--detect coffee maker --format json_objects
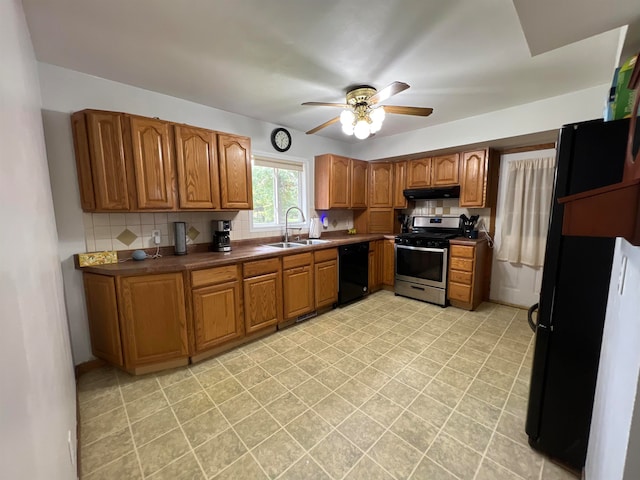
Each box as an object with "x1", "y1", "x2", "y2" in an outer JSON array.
[{"x1": 212, "y1": 220, "x2": 231, "y2": 252}]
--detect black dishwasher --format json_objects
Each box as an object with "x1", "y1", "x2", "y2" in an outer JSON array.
[{"x1": 338, "y1": 242, "x2": 369, "y2": 306}]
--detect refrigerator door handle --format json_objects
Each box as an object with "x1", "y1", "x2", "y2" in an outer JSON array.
[{"x1": 528, "y1": 303, "x2": 539, "y2": 332}]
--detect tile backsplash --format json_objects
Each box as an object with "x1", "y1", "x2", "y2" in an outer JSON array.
[
  {"x1": 402, "y1": 198, "x2": 491, "y2": 231},
  {"x1": 83, "y1": 209, "x2": 354, "y2": 252}
]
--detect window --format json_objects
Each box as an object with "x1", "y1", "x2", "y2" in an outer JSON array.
[{"x1": 251, "y1": 156, "x2": 306, "y2": 229}]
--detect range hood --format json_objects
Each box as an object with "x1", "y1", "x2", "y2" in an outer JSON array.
[{"x1": 403, "y1": 185, "x2": 460, "y2": 200}]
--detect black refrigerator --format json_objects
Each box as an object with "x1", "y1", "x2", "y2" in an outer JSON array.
[{"x1": 525, "y1": 117, "x2": 636, "y2": 469}]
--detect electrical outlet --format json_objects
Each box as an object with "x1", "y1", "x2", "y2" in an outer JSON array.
[{"x1": 151, "y1": 229, "x2": 161, "y2": 245}]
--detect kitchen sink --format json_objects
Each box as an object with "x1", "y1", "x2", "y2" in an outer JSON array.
[
  {"x1": 263, "y1": 242, "x2": 305, "y2": 249},
  {"x1": 292, "y1": 239, "x2": 331, "y2": 246}
]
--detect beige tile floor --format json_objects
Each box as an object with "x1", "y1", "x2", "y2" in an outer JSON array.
[{"x1": 77, "y1": 290, "x2": 579, "y2": 480}]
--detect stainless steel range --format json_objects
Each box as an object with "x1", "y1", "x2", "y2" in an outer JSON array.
[{"x1": 394, "y1": 216, "x2": 461, "y2": 306}]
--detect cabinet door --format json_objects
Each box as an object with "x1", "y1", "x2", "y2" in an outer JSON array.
[
  {"x1": 244, "y1": 272, "x2": 282, "y2": 334},
  {"x1": 329, "y1": 156, "x2": 350, "y2": 208},
  {"x1": 432, "y1": 153, "x2": 460, "y2": 186},
  {"x1": 71, "y1": 112, "x2": 96, "y2": 211},
  {"x1": 460, "y1": 150, "x2": 487, "y2": 207},
  {"x1": 83, "y1": 273, "x2": 123, "y2": 366},
  {"x1": 315, "y1": 259, "x2": 338, "y2": 308},
  {"x1": 118, "y1": 273, "x2": 188, "y2": 367},
  {"x1": 192, "y1": 280, "x2": 244, "y2": 351},
  {"x1": 406, "y1": 158, "x2": 432, "y2": 188},
  {"x1": 350, "y1": 159, "x2": 368, "y2": 208},
  {"x1": 393, "y1": 161, "x2": 408, "y2": 208},
  {"x1": 218, "y1": 134, "x2": 253, "y2": 209},
  {"x1": 283, "y1": 265, "x2": 314, "y2": 320},
  {"x1": 369, "y1": 162, "x2": 393, "y2": 207},
  {"x1": 368, "y1": 250, "x2": 376, "y2": 291},
  {"x1": 382, "y1": 239, "x2": 395, "y2": 286},
  {"x1": 174, "y1": 125, "x2": 220, "y2": 209},
  {"x1": 85, "y1": 111, "x2": 130, "y2": 210},
  {"x1": 129, "y1": 116, "x2": 175, "y2": 210}
]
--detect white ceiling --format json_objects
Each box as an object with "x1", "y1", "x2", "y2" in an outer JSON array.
[{"x1": 22, "y1": 0, "x2": 638, "y2": 143}]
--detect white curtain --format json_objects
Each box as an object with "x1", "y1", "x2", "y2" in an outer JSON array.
[{"x1": 497, "y1": 157, "x2": 555, "y2": 267}]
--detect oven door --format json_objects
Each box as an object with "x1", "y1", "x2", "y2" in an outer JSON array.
[{"x1": 395, "y1": 244, "x2": 448, "y2": 289}]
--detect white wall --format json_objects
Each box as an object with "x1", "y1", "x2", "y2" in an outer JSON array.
[
  {"x1": 0, "y1": 1, "x2": 77, "y2": 479},
  {"x1": 38, "y1": 63, "x2": 353, "y2": 364},
  {"x1": 586, "y1": 239, "x2": 640, "y2": 480},
  {"x1": 490, "y1": 148, "x2": 556, "y2": 307},
  {"x1": 349, "y1": 84, "x2": 607, "y2": 160}
]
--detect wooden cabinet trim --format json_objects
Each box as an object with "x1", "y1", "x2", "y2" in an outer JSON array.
[
  {"x1": 432, "y1": 153, "x2": 460, "y2": 186},
  {"x1": 314, "y1": 248, "x2": 338, "y2": 263},
  {"x1": 243, "y1": 257, "x2": 280, "y2": 277},
  {"x1": 192, "y1": 265, "x2": 239, "y2": 288},
  {"x1": 406, "y1": 157, "x2": 432, "y2": 189},
  {"x1": 218, "y1": 133, "x2": 253, "y2": 209},
  {"x1": 282, "y1": 252, "x2": 313, "y2": 270}
]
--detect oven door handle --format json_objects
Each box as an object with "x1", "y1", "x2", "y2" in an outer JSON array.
[{"x1": 395, "y1": 244, "x2": 447, "y2": 254}]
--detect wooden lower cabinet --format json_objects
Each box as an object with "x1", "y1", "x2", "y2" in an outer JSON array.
[
  {"x1": 314, "y1": 248, "x2": 338, "y2": 309},
  {"x1": 368, "y1": 240, "x2": 383, "y2": 292},
  {"x1": 83, "y1": 273, "x2": 124, "y2": 367},
  {"x1": 118, "y1": 273, "x2": 189, "y2": 370},
  {"x1": 282, "y1": 253, "x2": 314, "y2": 322},
  {"x1": 191, "y1": 266, "x2": 244, "y2": 352},
  {"x1": 382, "y1": 239, "x2": 395, "y2": 286},
  {"x1": 243, "y1": 258, "x2": 282, "y2": 334},
  {"x1": 447, "y1": 239, "x2": 488, "y2": 310}
]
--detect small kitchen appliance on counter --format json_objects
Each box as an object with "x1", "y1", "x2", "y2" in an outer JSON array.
[
  {"x1": 212, "y1": 220, "x2": 231, "y2": 252},
  {"x1": 459, "y1": 214, "x2": 479, "y2": 239},
  {"x1": 309, "y1": 217, "x2": 321, "y2": 238},
  {"x1": 174, "y1": 222, "x2": 187, "y2": 255}
]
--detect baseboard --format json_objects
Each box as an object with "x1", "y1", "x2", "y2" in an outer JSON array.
[
  {"x1": 487, "y1": 298, "x2": 530, "y2": 310},
  {"x1": 74, "y1": 358, "x2": 106, "y2": 379}
]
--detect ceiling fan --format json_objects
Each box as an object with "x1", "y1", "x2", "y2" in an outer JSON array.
[{"x1": 302, "y1": 81, "x2": 433, "y2": 139}]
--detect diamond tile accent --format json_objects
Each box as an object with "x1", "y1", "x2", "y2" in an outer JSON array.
[
  {"x1": 187, "y1": 226, "x2": 200, "y2": 241},
  {"x1": 116, "y1": 228, "x2": 138, "y2": 246}
]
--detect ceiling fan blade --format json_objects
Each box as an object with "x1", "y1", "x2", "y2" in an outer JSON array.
[
  {"x1": 306, "y1": 116, "x2": 340, "y2": 135},
  {"x1": 302, "y1": 102, "x2": 349, "y2": 108},
  {"x1": 384, "y1": 105, "x2": 434, "y2": 117},
  {"x1": 369, "y1": 81, "x2": 410, "y2": 104}
]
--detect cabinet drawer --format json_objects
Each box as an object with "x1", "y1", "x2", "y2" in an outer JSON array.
[
  {"x1": 449, "y1": 282, "x2": 471, "y2": 303},
  {"x1": 450, "y1": 245, "x2": 475, "y2": 259},
  {"x1": 282, "y1": 252, "x2": 313, "y2": 270},
  {"x1": 314, "y1": 248, "x2": 338, "y2": 263},
  {"x1": 243, "y1": 257, "x2": 280, "y2": 278},
  {"x1": 449, "y1": 270, "x2": 472, "y2": 285},
  {"x1": 450, "y1": 257, "x2": 474, "y2": 272},
  {"x1": 191, "y1": 265, "x2": 239, "y2": 288}
]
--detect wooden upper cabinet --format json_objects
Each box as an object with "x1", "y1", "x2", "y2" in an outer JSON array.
[
  {"x1": 118, "y1": 273, "x2": 189, "y2": 368},
  {"x1": 83, "y1": 111, "x2": 131, "y2": 210},
  {"x1": 432, "y1": 153, "x2": 460, "y2": 186},
  {"x1": 315, "y1": 154, "x2": 350, "y2": 209},
  {"x1": 350, "y1": 159, "x2": 368, "y2": 208},
  {"x1": 218, "y1": 133, "x2": 253, "y2": 209},
  {"x1": 393, "y1": 161, "x2": 408, "y2": 208},
  {"x1": 174, "y1": 125, "x2": 220, "y2": 209},
  {"x1": 71, "y1": 112, "x2": 96, "y2": 211},
  {"x1": 460, "y1": 150, "x2": 488, "y2": 207},
  {"x1": 406, "y1": 158, "x2": 432, "y2": 188},
  {"x1": 128, "y1": 116, "x2": 175, "y2": 210},
  {"x1": 369, "y1": 162, "x2": 393, "y2": 208}
]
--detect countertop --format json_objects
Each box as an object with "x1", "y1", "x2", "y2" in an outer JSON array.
[
  {"x1": 450, "y1": 236, "x2": 488, "y2": 246},
  {"x1": 81, "y1": 234, "x2": 393, "y2": 276}
]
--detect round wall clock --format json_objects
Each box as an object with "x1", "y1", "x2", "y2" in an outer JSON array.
[{"x1": 271, "y1": 128, "x2": 292, "y2": 152}]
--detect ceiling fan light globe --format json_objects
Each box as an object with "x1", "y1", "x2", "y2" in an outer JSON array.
[
  {"x1": 370, "y1": 106, "x2": 385, "y2": 123},
  {"x1": 370, "y1": 121, "x2": 382, "y2": 133},
  {"x1": 354, "y1": 120, "x2": 370, "y2": 139},
  {"x1": 340, "y1": 109, "x2": 355, "y2": 126},
  {"x1": 342, "y1": 123, "x2": 354, "y2": 135}
]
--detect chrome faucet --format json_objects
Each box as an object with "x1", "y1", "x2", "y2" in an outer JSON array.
[{"x1": 284, "y1": 206, "x2": 305, "y2": 243}]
